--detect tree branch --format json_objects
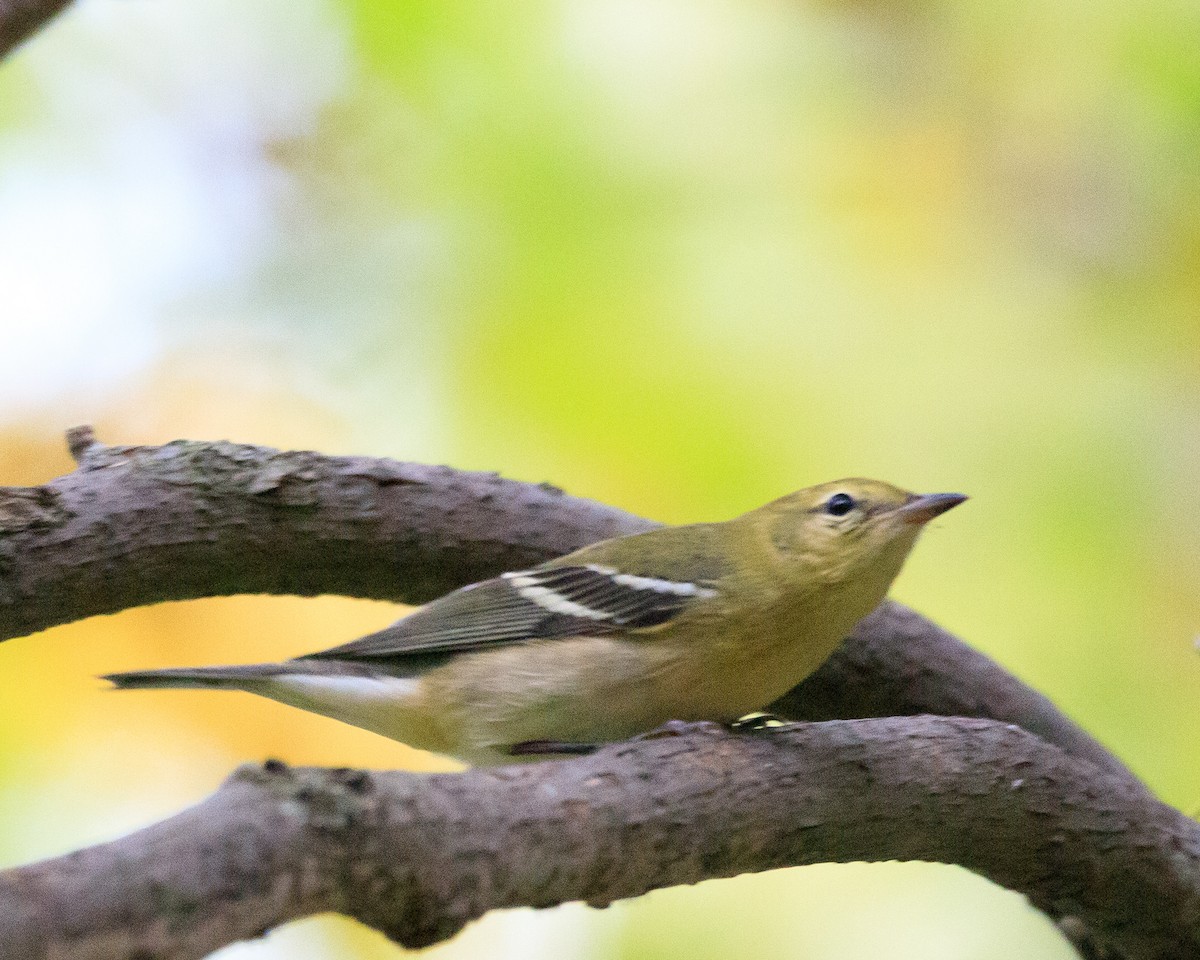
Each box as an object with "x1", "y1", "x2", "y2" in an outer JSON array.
[
  {"x1": 0, "y1": 0, "x2": 72, "y2": 59},
  {"x1": 0, "y1": 426, "x2": 653, "y2": 640},
  {"x1": 775, "y1": 602, "x2": 1134, "y2": 781},
  {"x1": 1, "y1": 429, "x2": 1177, "y2": 957},
  {"x1": 2, "y1": 717, "x2": 1196, "y2": 960},
  {"x1": 0, "y1": 428, "x2": 1137, "y2": 783}
]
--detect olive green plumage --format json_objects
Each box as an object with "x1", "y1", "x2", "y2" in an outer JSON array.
[{"x1": 105, "y1": 479, "x2": 965, "y2": 765}]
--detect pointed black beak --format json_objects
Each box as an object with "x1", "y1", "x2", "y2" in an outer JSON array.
[{"x1": 898, "y1": 492, "x2": 968, "y2": 525}]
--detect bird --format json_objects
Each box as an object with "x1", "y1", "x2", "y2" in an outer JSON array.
[{"x1": 104, "y1": 479, "x2": 965, "y2": 766}]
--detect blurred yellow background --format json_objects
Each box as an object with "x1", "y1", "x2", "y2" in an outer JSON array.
[{"x1": 1, "y1": 1, "x2": 1198, "y2": 958}]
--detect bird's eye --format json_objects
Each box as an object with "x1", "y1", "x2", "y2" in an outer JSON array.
[{"x1": 825, "y1": 492, "x2": 857, "y2": 517}]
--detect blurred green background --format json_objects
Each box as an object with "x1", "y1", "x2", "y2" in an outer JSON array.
[{"x1": 1, "y1": 0, "x2": 1198, "y2": 958}]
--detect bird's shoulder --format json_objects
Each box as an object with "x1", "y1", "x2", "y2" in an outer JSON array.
[{"x1": 556, "y1": 521, "x2": 733, "y2": 585}]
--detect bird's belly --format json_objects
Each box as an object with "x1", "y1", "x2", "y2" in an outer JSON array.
[
  {"x1": 422, "y1": 638, "x2": 681, "y2": 755},
  {"x1": 420, "y1": 623, "x2": 832, "y2": 763}
]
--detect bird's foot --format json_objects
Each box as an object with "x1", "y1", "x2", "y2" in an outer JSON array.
[
  {"x1": 729, "y1": 712, "x2": 787, "y2": 732},
  {"x1": 636, "y1": 715, "x2": 787, "y2": 741},
  {"x1": 508, "y1": 739, "x2": 599, "y2": 757}
]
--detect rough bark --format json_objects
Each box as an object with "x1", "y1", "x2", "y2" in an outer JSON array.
[
  {"x1": 0, "y1": 427, "x2": 651, "y2": 640},
  {"x1": 775, "y1": 603, "x2": 1132, "y2": 781},
  {"x1": 2, "y1": 718, "x2": 1196, "y2": 960},
  {"x1": 0, "y1": 429, "x2": 1183, "y2": 959},
  {"x1": 0, "y1": 2, "x2": 1179, "y2": 955},
  {"x1": 0, "y1": 428, "x2": 1135, "y2": 783}
]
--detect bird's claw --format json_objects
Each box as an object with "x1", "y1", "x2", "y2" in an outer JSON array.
[{"x1": 730, "y1": 712, "x2": 787, "y2": 732}]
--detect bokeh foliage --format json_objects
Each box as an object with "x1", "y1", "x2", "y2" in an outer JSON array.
[{"x1": 0, "y1": 1, "x2": 1197, "y2": 958}]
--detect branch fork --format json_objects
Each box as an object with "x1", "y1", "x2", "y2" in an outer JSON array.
[{"x1": 0, "y1": 429, "x2": 1192, "y2": 960}]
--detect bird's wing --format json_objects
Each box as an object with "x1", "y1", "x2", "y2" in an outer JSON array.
[{"x1": 302, "y1": 563, "x2": 718, "y2": 670}]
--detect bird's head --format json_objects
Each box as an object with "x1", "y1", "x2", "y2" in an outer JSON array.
[{"x1": 757, "y1": 478, "x2": 967, "y2": 591}]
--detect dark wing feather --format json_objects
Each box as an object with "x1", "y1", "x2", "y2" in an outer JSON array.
[{"x1": 301, "y1": 564, "x2": 716, "y2": 671}]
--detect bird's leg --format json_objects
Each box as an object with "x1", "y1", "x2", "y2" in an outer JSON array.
[
  {"x1": 508, "y1": 721, "x2": 721, "y2": 755},
  {"x1": 508, "y1": 740, "x2": 600, "y2": 757},
  {"x1": 509, "y1": 715, "x2": 790, "y2": 757}
]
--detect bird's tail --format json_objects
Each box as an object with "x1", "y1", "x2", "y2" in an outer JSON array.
[
  {"x1": 102, "y1": 661, "x2": 429, "y2": 750},
  {"x1": 103, "y1": 664, "x2": 288, "y2": 691}
]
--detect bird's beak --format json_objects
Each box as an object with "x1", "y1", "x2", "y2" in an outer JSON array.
[{"x1": 897, "y1": 492, "x2": 968, "y2": 525}]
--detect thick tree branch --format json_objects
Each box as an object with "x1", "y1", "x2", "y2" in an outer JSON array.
[
  {"x1": 0, "y1": 430, "x2": 1186, "y2": 958},
  {"x1": 0, "y1": 428, "x2": 1136, "y2": 784},
  {"x1": 0, "y1": 0, "x2": 71, "y2": 59},
  {"x1": 0, "y1": 426, "x2": 653, "y2": 639},
  {"x1": 1, "y1": 717, "x2": 1196, "y2": 960},
  {"x1": 775, "y1": 602, "x2": 1132, "y2": 781}
]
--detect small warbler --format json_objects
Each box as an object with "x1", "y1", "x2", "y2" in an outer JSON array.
[{"x1": 105, "y1": 480, "x2": 964, "y2": 765}]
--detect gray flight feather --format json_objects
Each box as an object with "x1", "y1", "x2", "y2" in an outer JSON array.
[{"x1": 302, "y1": 564, "x2": 717, "y2": 670}]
